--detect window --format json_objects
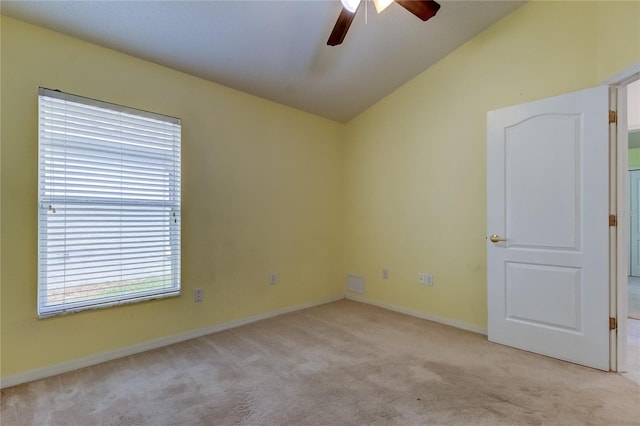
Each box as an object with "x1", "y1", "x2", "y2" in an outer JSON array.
[{"x1": 38, "y1": 88, "x2": 181, "y2": 317}]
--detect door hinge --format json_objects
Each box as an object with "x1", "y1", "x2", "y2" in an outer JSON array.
[
  {"x1": 609, "y1": 214, "x2": 617, "y2": 227},
  {"x1": 609, "y1": 110, "x2": 617, "y2": 124},
  {"x1": 609, "y1": 317, "x2": 617, "y2": 330}
]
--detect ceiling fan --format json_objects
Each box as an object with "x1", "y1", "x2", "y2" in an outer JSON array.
[{"x1": 327, "y1": 0, "x2": 441, "y2": 46}]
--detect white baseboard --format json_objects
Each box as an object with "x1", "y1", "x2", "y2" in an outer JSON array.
[
  {"x1": 345, "y1": 293, "x2": 488, "y2": 336},
  {"x1": 0, "y1": 295, "x2": 344, "y2": 389}
]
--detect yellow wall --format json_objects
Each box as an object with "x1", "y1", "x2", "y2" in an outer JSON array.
[
  {"x1": 0, "y1": 16, "x2": 344, "y2": 378},
  {"x1": 343, "y1": 1, "x2": 640, "y2": 328},
  {"x1": 630, "y1": 132, "x2": 640, "y2": 168},
  {"x1": 630, "y1": 147, "x2": 640, "y2": 169}
]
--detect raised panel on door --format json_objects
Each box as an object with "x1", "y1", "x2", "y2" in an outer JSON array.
[
  {"x1": 505, "y1": 262, "x2": 581, "y2": 331},
  {"x1": 505, "y1": 114, "x2": 581, "y2": 250}
]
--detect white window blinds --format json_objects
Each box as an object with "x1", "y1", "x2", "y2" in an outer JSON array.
[{"x1": 38, "y1": 88, "x2": 181, "y2": 317}]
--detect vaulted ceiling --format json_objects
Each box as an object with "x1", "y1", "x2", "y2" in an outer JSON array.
[{"x1": 1, "y1": 0, "x2": 525, "y2": 122}]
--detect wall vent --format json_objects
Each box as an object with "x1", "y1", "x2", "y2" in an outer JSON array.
[{"x1": 346, "y1": 275, "x2": 365, "y2": 293}]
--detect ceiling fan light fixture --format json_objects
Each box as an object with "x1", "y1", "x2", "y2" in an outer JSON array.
[
  {"x1": 340, "y1": 0, "x2": 361, "y2": 13},
  {"x1": 373, "y1": 0, "x2": 394, "y2": 14},
  {"x1": 328, "y1": 0, "x2": 440, "y2": 46}
]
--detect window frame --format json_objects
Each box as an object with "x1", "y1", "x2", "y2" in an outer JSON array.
[{"x1": 37, "y1": 87, "x2": 182, "y2": 317}]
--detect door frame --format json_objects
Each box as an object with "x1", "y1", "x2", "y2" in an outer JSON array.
[{"x1": 605, "y1": 62, "x2": 640, "y2": 372}]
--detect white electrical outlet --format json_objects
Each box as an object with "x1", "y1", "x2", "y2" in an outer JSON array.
[
  {"x1": 270, "y1": 272, "x2": 277, "y2": 285},
  {"x1": 194, "y1": 288, "x2": 203, "y2": 302},
  {"x1": 425, "y1": 273, "x2": 433, "y2": 286},
  {"x1": 418, "y1": 273, "x2": 433, "y2": 286},
  {"x1": 382, "y1": 268, "x2": 389, "y2": 279}
]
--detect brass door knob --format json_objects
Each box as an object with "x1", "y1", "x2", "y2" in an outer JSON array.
[{"x1": 489, "y1": 234, "x2": 506, "y2": 243}]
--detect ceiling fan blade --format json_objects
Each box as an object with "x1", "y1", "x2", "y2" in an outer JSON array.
[
  {"x1": 396, "y1": 0, "x2": 440, "y2": 21},
  {"x1": 327, "y1": 8, "x2": 357, "y2": 46}
]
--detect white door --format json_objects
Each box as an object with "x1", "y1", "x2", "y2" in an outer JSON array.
[
  {"x1": 630, "y1": 170, "x2": 640, "y2": 277},
  {"x1": 487, "y1": 86, "x2": 610, "y2": 371}
]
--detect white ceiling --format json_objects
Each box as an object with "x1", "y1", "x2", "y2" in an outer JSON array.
[{"x1": 1, "y1": 0, "x2": 525, "y2": 122}]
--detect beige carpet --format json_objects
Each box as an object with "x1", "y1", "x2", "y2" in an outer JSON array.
[
  {"x1": 2, "y1": 300, "x2": 639, "y2": 426},
  {"x1": 628, "y1": 319, "x2": 640, "y2": 385}
]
